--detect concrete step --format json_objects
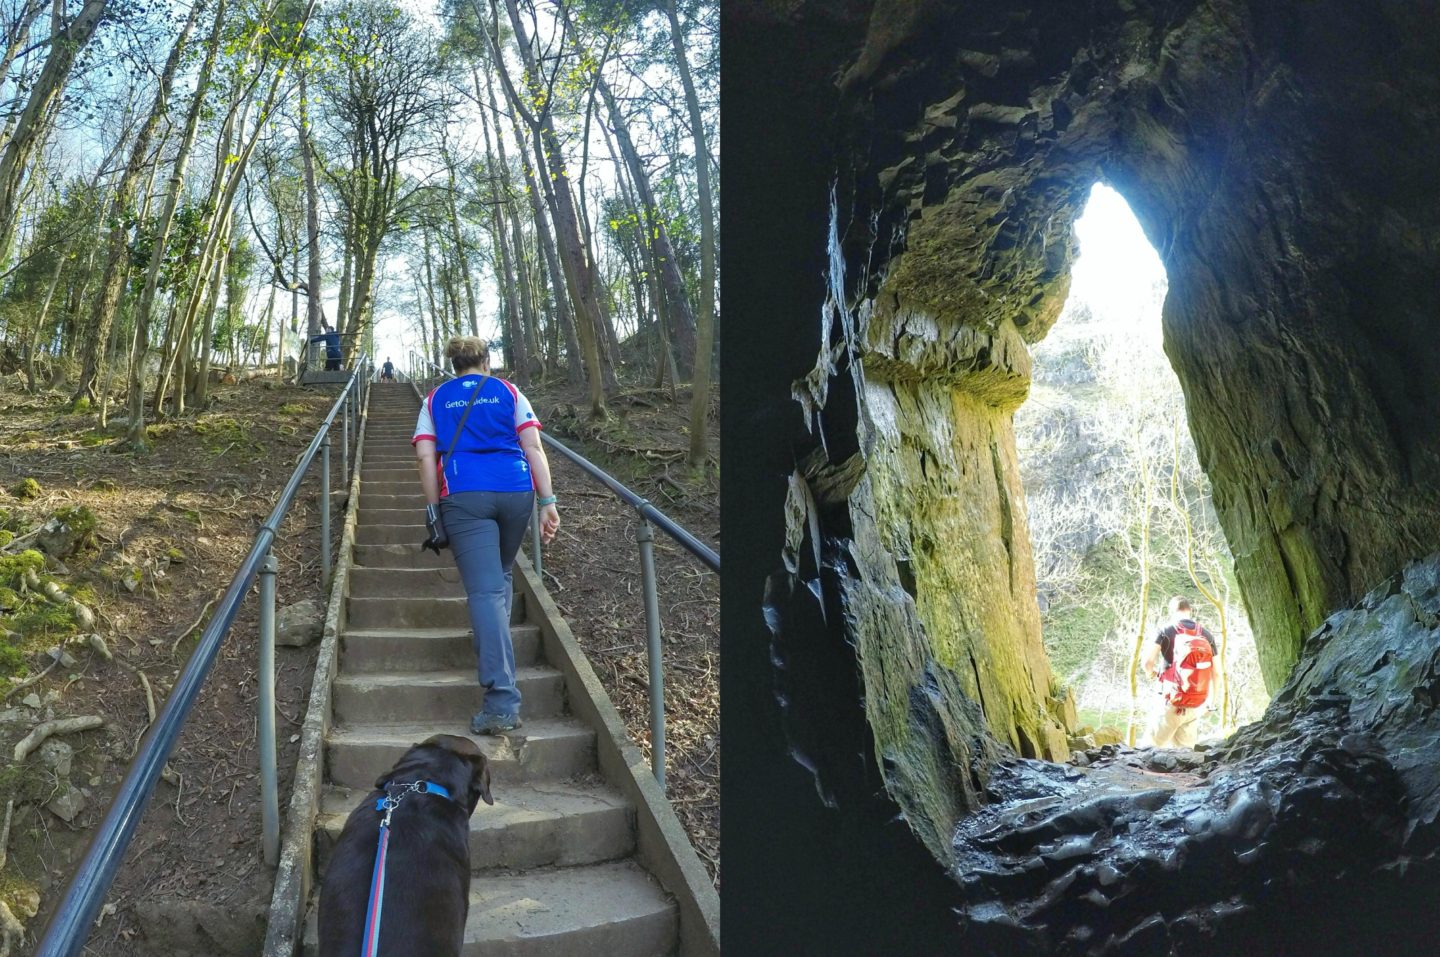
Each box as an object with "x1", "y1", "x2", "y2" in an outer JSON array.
[
  {"x1": 303, "y1": 861, "x2": 676, "y2": 957},
  {"x1": 351, "y1": 543, "x2": 452, "y2": 568},
  {"x1": 349, "y1": 566, "x2": 465, "y2": 598},
  {"x1": 356, "y1": 523, "x2": 448, "y2": 546},
  {"x1": 360, "y1": 466, "x2": 420, "y2": 482},
  {"x1": 356, "y1": 507, "x2": 427, "y2": 528},
  {"x1": 314, "y1": 781, "x2": 634, "y2": 875},
  {"x1": 361, "y1": 479, "x2": 425, "y2": 498},
  {"x1": 357, "y1": 493, "x2": 428, "y2": 511},
  {"x1": 332, "y1": 667, "x2": 565, "y2": 724},
  {"x1": 325, "y1": 718, "x2": 596, "y2": 788},
  {"x1": 341, "y1": 624, "x2": 541, "y2": 672},
  {"x1": 347, "y1": 594, "x2": 525, "y2": 629}
]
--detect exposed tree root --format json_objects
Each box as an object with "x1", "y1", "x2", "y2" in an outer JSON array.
[
  {"x1": 136, "y1": 672, "x2": 180, "y2": 787},
  {"x1": 12, "y1": 715, "x2": 105, "y2": 763},
  {"x1": 168, "y1": 590, "x2": 220, "y2": 654}
]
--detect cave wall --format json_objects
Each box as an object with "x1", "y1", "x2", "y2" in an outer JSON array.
[{"x1": 782, "y1": 0, "x2": 1440, "y2": 865}]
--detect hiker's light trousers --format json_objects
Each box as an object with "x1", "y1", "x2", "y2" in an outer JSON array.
[
  {"x1": 442, "y1": 490, "x2": 535, "y2": 716},
  {"x1": 1150, "y1": 703, "x2": 1202, "y2": 749}
]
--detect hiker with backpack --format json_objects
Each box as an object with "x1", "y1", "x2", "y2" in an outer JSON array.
[{"x1": 1141, "y1": 596, "x2": 1220, "y2": 748}]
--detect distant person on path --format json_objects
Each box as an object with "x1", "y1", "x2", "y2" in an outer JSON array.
[
  {"x1": 1142, "y1": 596, "x2": 1220, "y2": 749},
  {"x1": 322, "y1": 321, "x2": 342, "y2": 371},
  {"x1": 412, "y1": 335, "x2": 560, "y2": 735},
  {"x1": 381, "y1": 357, "x2": 396, "y2": 381}
]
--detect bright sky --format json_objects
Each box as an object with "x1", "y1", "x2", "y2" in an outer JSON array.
[{"x1": 1060, "y1": 182, "x2": 1168, "y2": 351}]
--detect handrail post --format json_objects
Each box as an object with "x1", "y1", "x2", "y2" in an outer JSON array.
[
  {"x1": 341, "y1": 392, "x2": 350, "y2": 482},
  {"x1": 636, "y1": 512, "x2": 665, "y2": 789},
  {"x1": 320, "y1": 432, "x2": 332, "y2": 590},
  {"x1": 258, "y1": 551, "x2": 279, "y2": 866},
  {"x1": 531, "y1": 505, "x2": 542, "y2": 577}
]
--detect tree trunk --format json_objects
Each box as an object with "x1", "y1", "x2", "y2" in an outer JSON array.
[
  {"x1": 299, "y1": 68, "x2": 323, "y2": 340},
  {"x1": 489, "y1": 0, "x2": 606, "y2": 415},
  {"x1": 0, "y1": 0, "x2": 108, "y2": 267},
  {"x1": 666, "y1": 0, "x2": 717, "y2": 468},
  {"x1": 472, "y1": 104, "x2": 527, "y2": 381},
  {"x1": 190, "y1": 212, "x2": 232, "y2": 407},
  {"x1": 597, "y1": 73, "x2": 698, "y2": 369},
  {"x1": 484, "y1": 63, "x2": 577, "y2": 385},
  {"x1": 71, "y1": 0, "x2": 204, "y2": 403}
]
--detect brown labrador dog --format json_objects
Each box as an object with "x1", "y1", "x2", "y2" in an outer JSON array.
[{"x1": 318, "y1": 733, "x2": 493, "y2": 956}]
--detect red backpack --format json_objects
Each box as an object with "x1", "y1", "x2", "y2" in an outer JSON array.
[{"x1": 1161, "y1": 621, "x2": 1214, "y2": 709}]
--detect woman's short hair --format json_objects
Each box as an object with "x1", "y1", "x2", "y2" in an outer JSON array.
[{"x1": 446, "y1": 336, "x2": 489, "y2": 372}]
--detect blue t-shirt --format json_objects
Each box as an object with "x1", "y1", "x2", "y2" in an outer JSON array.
[{"x1": 412, "y1": 374, "x2": 540, "y2": 494}]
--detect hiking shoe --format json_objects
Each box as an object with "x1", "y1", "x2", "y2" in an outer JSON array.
[{"x1": 470, "y1": 711, "x2": 521, "y2": 735}]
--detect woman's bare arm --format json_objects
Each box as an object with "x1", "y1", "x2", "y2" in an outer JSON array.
[
  {"x1": 519, "y1": 429, "x2": 554, "y2": 498},
  {"x1": 415, "y1": 438, "x2": 440, "y2": 505}
]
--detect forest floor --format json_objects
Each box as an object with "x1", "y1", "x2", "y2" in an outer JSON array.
[
  {"x1": 0, "y1": 373, "x2": 343, "y2": 954},
  {"x1": 521, "y1": 375, "x2": 720, "y2": 889}
]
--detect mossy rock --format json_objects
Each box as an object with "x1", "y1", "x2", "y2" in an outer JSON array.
[
  {"x1": 0, "y1": 549, "x2": 45, "y2": 591},
  {"x1": 10, "y1": 478, "x2": 40, "y2": 500},
  {"x1": 9, "y1": 602, "x2": 77, "y2": 640},
  {"x1": 69, "y1": 396, "x2": 91, "y2": 414},
  {"x1": 52, "y1": 505, "x2": 97, "y2": 537}
]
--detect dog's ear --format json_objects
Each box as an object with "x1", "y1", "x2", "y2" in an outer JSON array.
[{"x1": 468, "y1": 752, "x2": 494, "y2": 808}]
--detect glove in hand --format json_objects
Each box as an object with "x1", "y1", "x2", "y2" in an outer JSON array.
[{"x1": 421, "y1": 504, "x2": 448, "y2": 553}]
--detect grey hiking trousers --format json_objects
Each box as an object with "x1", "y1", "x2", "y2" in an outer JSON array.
[{"x1": 441, "y1": 490, "x2": 535, "y2": 716}]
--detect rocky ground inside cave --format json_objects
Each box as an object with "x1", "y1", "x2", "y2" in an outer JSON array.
[{"x1": 950, "y1": 554, "x2": 1440, "y2": 956}]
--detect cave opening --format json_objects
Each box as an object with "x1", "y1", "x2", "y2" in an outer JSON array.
[{"x1": 1013, "y1": 183, "x2": 1271, "y2": 745}]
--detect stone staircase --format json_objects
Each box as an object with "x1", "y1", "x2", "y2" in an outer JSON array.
[{"x1": 302, "y1": 382, "x2": 679, "y2": 955}]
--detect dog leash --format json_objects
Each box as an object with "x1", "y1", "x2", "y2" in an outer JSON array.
[{"x1": 361, "y1": 780, "x2": 458, "y2": 957}]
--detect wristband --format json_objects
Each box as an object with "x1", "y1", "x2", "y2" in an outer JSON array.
[{"x1": 537, "y1": 495, "x2": 557, "y2": 507}]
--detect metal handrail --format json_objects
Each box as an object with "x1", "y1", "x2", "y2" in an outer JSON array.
[
  {"x1": 35, "y1": 355, "x2": 372, "y2": 957},
  {"x1": 412, "y1": 371, "x2": 718, "y2": 789}
]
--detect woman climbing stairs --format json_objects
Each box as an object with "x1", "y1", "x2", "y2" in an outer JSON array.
[{"x1": 300, "y1": 382, "x2": 683, "y2": 955}]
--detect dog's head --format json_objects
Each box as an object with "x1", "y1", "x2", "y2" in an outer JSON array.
[{"x1": 375, "y1": 734, "x2": 494, "y2": 814}]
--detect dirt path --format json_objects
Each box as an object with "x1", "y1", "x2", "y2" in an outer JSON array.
[{"x1": 0, "y1": 378, "x2": 346, "y2": 954}]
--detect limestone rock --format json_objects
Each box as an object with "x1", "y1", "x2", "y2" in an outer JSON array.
[
  {"x1": 1091, "y1": 726, "x2": 1124, "y2": 747},
  {"x1": 275, "y1": 599, "x2": 324, "y2": 647},
  {"x1": 10, "y1": 887, "x2": 39, "y2": 920},
  {"x1": 45, "y1": 783, "x2": 86, "y2": 822},
  {"x1": 21, "y1": 693, "x2": 40, "y2": 709},
  {"x1": 37, "y1": 739, "x2": 73, "y2": 778}
]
